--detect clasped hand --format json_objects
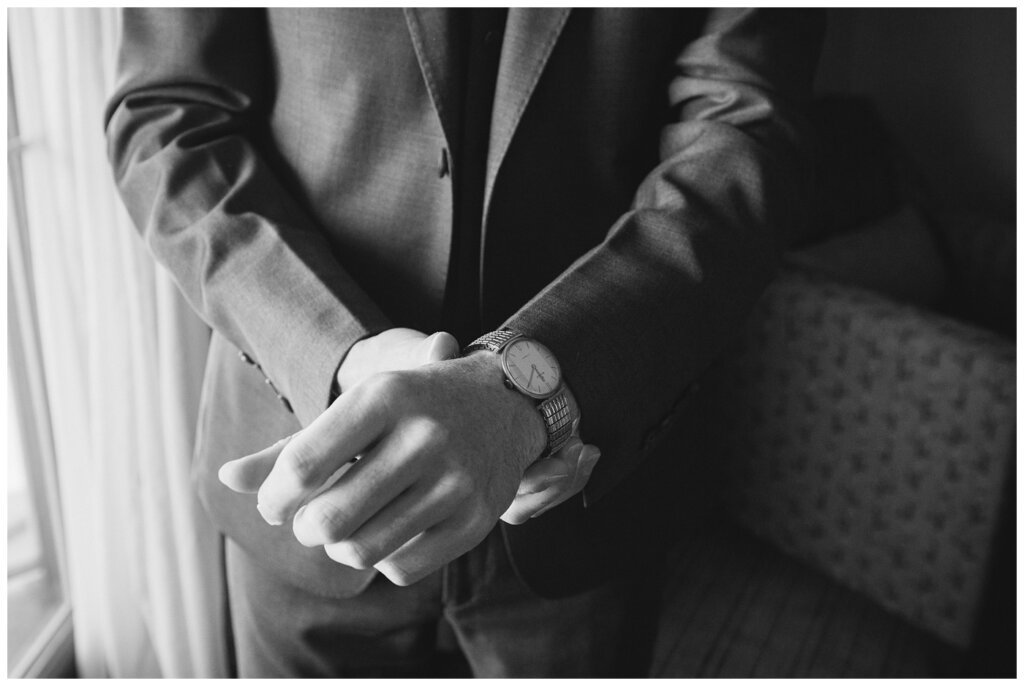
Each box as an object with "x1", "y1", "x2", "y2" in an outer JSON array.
[{"x1": 219, "y1": 329, "x2": 600, "y2": 586}]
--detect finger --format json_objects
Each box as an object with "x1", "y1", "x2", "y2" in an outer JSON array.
[
  {"x1": 291, "y1": 429, "x2": 418, "y2": 546},
  {"x1": 531, "y1": 446, "x2": 601, "y2": 520},
  {"x1": 500, "y1": 438, "x2": 582, "y2": 523},
  {"x1": 421, "y1": 331, "x2": 460, "y2": 364},
  {"x1": 373, "y1": 516, "x2": 490, "y2": 587},
  {"x1": 515, "y1": 438, "x2": 581, "y2": 496},
  {"x1": 218, "y1": 433, "x2": 295, "y2": 493},
  {"x1": 501, "y1": 490, "x2": 555, "y2": 525},
  {"x1": 501, "y1": 444, "x2": 601, "y2": 524},
  {"x1": 318, "y1": 477, "x2": 458, "y2": 568},
  {"x1": 256, "y1": 384, "x2": 390, "y2": 525}
]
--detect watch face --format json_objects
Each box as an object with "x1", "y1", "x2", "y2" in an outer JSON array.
[{"x1": 502, "y1": 338, "x2": 562, "y2": 399}]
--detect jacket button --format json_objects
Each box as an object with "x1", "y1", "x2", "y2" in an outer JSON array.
[{"x1": 438, "y1": 148, "x2": 450, "y2": 178}]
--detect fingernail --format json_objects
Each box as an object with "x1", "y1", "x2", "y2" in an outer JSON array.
[
  {"x1": 581, "y1": 448, "x2": 601, "y2": 469},
  {"x1": 256, "y1": 502, "x2": 283, "y2": 526}
]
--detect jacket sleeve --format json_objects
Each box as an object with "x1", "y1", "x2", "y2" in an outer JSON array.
[
  {"x1": 104, "y1": 8, "x2": 392, "y2": 427},
  {"x1": 504, "y1": 9, "x2": 825, "y2": 503}
]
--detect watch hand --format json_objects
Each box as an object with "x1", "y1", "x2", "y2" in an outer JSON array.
[{"x1": 526, "y1": 366, "x2": 536, "y2": 390}]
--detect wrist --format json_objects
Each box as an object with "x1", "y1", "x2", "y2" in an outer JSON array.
[
  {"x1": 465, "y1": 351, "x2": 548, "y2": 468},
  {"x1": 463, "y1": 329, "x2": 581, "y2": 461}
]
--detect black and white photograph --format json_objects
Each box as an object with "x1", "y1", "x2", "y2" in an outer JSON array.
[{"x1": 6, "y1": 5, "x2": 1017, "y2": 679}]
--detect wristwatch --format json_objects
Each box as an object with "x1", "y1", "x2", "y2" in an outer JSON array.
[{"x1": 464, "y1": 329, "x2": 577, "y2": 457}]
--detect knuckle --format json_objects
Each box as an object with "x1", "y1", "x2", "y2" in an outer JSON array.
[
  {"x1": 405, "y1": 417, "x2": 448, "y2": 451},
  {"x1": 366, "y1": 371, "x2": 405, "y2": 400},
  {"x1": 463, "y1": 509, "x2": 494, "y2": 539},
  {"x1": 440, "y1": 469, "x2": 474, "y2": 498},
  {"x1": 458, "y1": 472, "x2": 478, "y2": 497},
  {"x1": 307, "y1": 500, "x2": 350, "y2": 542},
  {"x1": 279, "y1": 440, "x2": 321, "y2": 488},
  {"x1": 421, "y1": 419, "x2": 450, "y2": 447},
  {"x1": 357, "y1": 371, "x2": 424, "y2": 416}
]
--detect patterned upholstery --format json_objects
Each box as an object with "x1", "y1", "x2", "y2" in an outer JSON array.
[{"x1": 706, "y1": 267, "x2": 1015, "y2": 648}]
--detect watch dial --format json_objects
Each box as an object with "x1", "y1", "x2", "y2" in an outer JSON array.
[{"x1": 504, "y1": 339, "x2": 561, "y2": 398}]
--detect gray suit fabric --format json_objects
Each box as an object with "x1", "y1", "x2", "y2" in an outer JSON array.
[{"x1": 105, "y1": 9, "x2": 823, "y2": 599}]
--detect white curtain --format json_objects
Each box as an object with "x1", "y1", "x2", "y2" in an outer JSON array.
[{"x1": 8, "y1": 8, "x2": 229, "y2": 677}]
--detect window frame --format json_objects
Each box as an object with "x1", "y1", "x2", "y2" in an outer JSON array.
[{"x1": 7, "y1": 52, "x2": 75, "y2": 680}]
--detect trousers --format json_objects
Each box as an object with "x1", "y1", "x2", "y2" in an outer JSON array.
[{"x1": 224, "y1": 525, "x2": 660, "y2": 677}]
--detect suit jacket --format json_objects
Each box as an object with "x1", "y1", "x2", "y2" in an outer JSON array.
[{"x1": 105, "y1": 8, "x2": 823, "y2": 599}]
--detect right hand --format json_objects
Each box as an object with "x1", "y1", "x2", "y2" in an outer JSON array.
[{"x1": 501, "y1": 436, "x2": 600, "y2": 524}]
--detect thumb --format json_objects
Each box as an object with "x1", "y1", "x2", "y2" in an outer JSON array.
[
  {"x1": 421, "y1": 331, "x2": 460, "y2": 364},
  {"x1": 218, "y1": 434, "x2": 294, "y2": 493}
]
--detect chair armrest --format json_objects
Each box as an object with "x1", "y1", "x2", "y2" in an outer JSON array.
[{"x1": 706, "y1": 267, "x2": 1014, "y2": 648}]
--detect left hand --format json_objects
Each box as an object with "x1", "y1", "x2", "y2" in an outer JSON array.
[{"x1": 220, "y1": 353, "x2": 552, "y2": 586}]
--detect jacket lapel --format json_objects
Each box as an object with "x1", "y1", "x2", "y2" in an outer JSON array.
[
  {"x1": 484, "y1": 8, "x2": 571, "y2": 217},
  {"x1": 403, "y1": 8, "x2": 465, "y2": 155},
  {"x1": 404, "y1": 8, "x2": 570, "y2": 214}
]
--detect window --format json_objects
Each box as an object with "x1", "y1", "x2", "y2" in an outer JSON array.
[
  {"x1": 7, "y1": 56, "x2": 75, "y2": 678},
  {"x1": 7, "y1": 407, "x2": 71, "y2": 676}
]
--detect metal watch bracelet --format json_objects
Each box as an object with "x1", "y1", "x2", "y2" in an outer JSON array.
[{"x1": 464, "y1": 329, "x2": 577, "y2": 457}]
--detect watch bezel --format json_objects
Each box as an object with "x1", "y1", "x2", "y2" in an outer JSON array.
[{"x1": 499, "y1": 336, "x2": 563, "y2": 400}]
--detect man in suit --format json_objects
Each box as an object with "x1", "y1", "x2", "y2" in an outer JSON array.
[{"x1": 106, "y1": 8, "x2": 823, "y2": 677}]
